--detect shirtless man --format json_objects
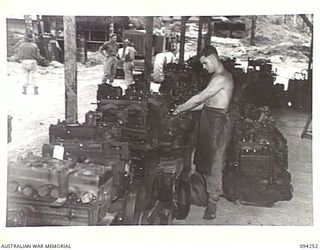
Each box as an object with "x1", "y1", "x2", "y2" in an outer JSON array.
[{"x1": 173, "y1": 46, "x2": 234, "y2": 220}]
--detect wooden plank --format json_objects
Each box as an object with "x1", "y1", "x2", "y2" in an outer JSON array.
[
  {"x1": 179, "y1": 16, "x2": 188, "y2": 64},
  {"x1": 144, "y1": 16, "x2": 153, "y2": 87},
  {"x1": 63, "y1": 16, "x2": 78, "y2": 124}
]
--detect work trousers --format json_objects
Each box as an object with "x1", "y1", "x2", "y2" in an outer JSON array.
[
  {"x1": 194, "y1": 106, "x2": 228, "y2": 204},
  {"x1": 21, "y1": 59, "x2": 38, "y2": 88},
  {"x1": 123, "y1": 61, "x2": 134, "y2": 86},
  {"x1": 103, "y1": 56, "x2": 118, "y2": 83}
]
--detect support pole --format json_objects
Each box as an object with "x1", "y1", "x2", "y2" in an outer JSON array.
[
  {"x1": 205, "y1": 16, "x2": 212, "y2": 47},
  {"x1": 144, "y1": 16, "x2": 153, "y2": 88},
  {"x1": 299, "y1": 14, "x2": 313, "y2": 75},
  {"x1": 250, "y1": 15, "x2": 257, "y2": 46},
  {"x1": 36, "y1": 15, "x2": 49, "y2": 60},
  {"x1": 299, "y1": 14, "x2": 313, "y2": 138},
  {"x1": 197, "y1": 16, "x2": 204, "y2": 56},
  {"x1": 63, "y1": 16, "x2": 78, "y2": 124},
  {"x1": 24, "y1": 15, "x2": 33, "y2": 34},
  {"x1": 179, "y1": 16, "x2": 188, "y2": 64}
]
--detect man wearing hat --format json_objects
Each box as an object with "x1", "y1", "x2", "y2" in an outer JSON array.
[
  {"x1": 99, "y1": 34, "x2": 119, "y2": 84},
  {"x1": 17, "y1": 33, "x2": 43, "y2": 95},
  {"x1": 123, "y1": 39, "x2": 137, "y2": 86}
]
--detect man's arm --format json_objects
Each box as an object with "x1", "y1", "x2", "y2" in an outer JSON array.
[
  {"x1": 172, "y1": 75, "x2": 225, "y2": 115},
  {"x1": 98, "y1": 42, "x2": 108, "y2": 57},
  {"x1": 14, "y1": 39, "x2": 24, "y2": 50},
  {"x1": 190, "y1": 103, "x2": 204, "y2": 111},
  {"x1": 56, "y1": 41, "x2": 62, "y2": 51}
]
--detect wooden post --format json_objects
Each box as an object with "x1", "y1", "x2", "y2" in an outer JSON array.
[
  {"x1": 36, "y1": 15, "x2": 49, "y2": 60},
  {"x1": 179, "y1": 16, "x2": 188, "y2": 64},
  {"x1": 105, "y1": 18, "x2": 110, "y2": 41},
  {"x1": 293, "y1": 15, "x2": 297, "y2": 27},
  {"x1": 77, "y1": 35, "x2": 87, "y2": 64},
  {"x1": 63, "y1": 16, "x2": 78, "y2": 124},
  {"x1": 24, "y1": 15, "x2": 33, "y2": 34},
  {"x1": 197, "y1": 16, "x2": 204, "y2": 56},
  {"x1": 299, "y1": 14, "x2": 313, "y2": 78},
  {"x1": 144, "y1": 16, "x2": 153, "y2": 88},
  {"x1": 206, "y1": 16, "x2": 212, "y2": 47},
  {"x1": 308, "y1": 23, "x2": 313, "y2": 77},
  {"x1": 110, "y1": 16, "x2": 114, "y2": 35},
  {"x1": 250, "y1": 15, "x2": 257, "y2": 46},
  {"x1": 36, "y1": 15, "x2": 43, "y2": 37}
]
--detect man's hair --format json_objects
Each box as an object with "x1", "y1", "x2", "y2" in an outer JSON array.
[
  {"x1": 110, "y1": 34, "x2": 117, "y2": 38},
  {"x1": 201, "y1": 46, "x2": 218, "y2": 57}
]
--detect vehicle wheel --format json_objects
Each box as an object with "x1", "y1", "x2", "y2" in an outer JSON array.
[
  {"x1": 174, "y1": 178, "x2": 191, "y2": 220},
  {"x1": 222, "y1": 170, "x2": 237, "y2": 203}
]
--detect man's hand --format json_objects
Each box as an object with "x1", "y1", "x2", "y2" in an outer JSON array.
[{"x1": 172, "y1": 105, "x2": 184, "y2": 116}]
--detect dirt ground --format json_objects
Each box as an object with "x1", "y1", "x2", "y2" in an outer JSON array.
[{"x1": 6, "y1": 50, "x2": 312, "y2": 225}]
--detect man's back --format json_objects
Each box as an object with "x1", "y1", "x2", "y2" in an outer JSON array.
[{"x1": 18, "y1": 42, "x2": 40, "y2": 61}]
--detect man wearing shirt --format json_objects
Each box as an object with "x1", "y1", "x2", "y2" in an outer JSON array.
[
  {"x1": 99, "y1": 34, "x2": 119, "y2": 84},
  {"x1": 123, "y1": 39, "x2": 137, "y2": 86},
  {"x1": 17, "y1": 33, "x2": 43, "y2": 95}
]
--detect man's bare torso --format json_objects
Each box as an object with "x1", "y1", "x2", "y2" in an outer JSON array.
[{"x1": 204, "y1": 71, "x2": 234, "y2": 110}]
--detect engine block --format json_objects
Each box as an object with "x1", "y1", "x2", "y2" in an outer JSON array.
[{"x1": 223, "y1": 103, "x2": 292, "y2": 207}]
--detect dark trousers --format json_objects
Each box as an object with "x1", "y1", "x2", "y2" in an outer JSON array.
[{"x1": 194, "y1": 106, "x2": 228, "y2": 203}]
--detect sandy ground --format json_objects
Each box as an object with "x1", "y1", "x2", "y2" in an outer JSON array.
[{"x1": 6, "y1": 55, "x2": 312, "y2": 225}]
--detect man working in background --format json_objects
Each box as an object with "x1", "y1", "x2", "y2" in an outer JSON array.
[
  {"x1": 99, "y1": 34, "x2": 119, "y2": 84},
  {"x1": 17, "y1": 33, "x2": 43, "y2": 95},
  {"x1": 123, "y1": 39, "x2": 137, "y2": 86},
  {"x1": 173, "y1": 46, "x2": 234, "y2": 220}
]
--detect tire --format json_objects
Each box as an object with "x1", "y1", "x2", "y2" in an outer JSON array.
[
  {"x1": 174, "y1": 178, "x2": 191, "y2": 220},
  {"x1": 222, "y1": 170, "x2": 237, "y2": 203},
  {"x1": 152, "y1": 52, "x2": 167, "y2": 83},
  {"x1": 152, "y1": 52, "x2": 174, "y2": 83}
]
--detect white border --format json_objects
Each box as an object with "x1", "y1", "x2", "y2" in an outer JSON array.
[{"x1": 0, "y1": 0, "x2": 319, "y2": 249}]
